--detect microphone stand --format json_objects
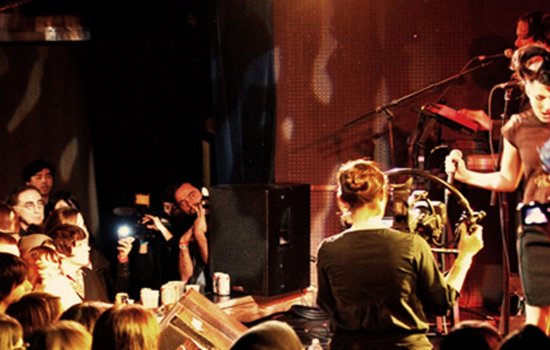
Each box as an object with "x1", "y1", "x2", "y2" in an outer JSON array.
[
  {"x1": 495, "y1": 87, "x2": 513, "y2": 335},
  {"x1": 344, "y1": 61, "x2": 494, "y2": 166}
]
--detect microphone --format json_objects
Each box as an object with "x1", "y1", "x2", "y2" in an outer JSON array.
[
  {"x1": 445, "y1": 149, "x2": 463, "y2": 205},
  {"x1": 477, "y1": 48, "x2": 514, "y2": 61},
  {"x1": 446, "y1": 149, "x2": 463, "y2": 185},
  {"x1": 495, "y1": 80, "x2": 521, "y2": 89}
]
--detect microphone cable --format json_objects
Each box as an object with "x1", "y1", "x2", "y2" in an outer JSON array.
[{"x1": 434, "y1": 56, "x2": 485, "y2": 105}]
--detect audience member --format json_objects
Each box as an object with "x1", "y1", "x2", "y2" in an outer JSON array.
[
  {"x1": 499, "y1": 324, "x2": 550, "y2": 350},
  {"x1": 22, "y1": 159, "x2": 55, "y2": 213},
  {"x1": 91, "y1": 304, "x2": 160, "y2": 350},
  {"x1": 161, "y1": 183, "x2": 183, "y2": 218},
  {"x1": 28, "y1": 320, "x2": 92, "y2": 350},
  {"x1": 49, "y1": 224, "x2": 109, "y2": 302},
  {"x1": 114, "y1": 185, "x2": 195, "y2": 298},
  {"x1": 60, "y1": 301, "x2": 111, "y2": 333},
  {"x1": 316, "y1": 159, "x2": 483, "y2": 349},
  {"x1": 439, "y1": 320, "x2": 501, "y2": 350},
  {"x1": 0, "y1": 314, "x2": 24, "y2": 350},
  {"x1": 47, "y1": 190, "x2": 82, "y2": 213},
  {"x1": 175, "y1": 182, "x2": 209, "y2": 289},
  {"x1": 0, "y1": 232, "x2": 20, "y2": 256},
  {"x1": 230, "y1": 320, "x2": 303, "y2": 350},
  {"x1": 45, "y1": 206, "x2": 89, "y2": 236},
  {"x1": 459, "y1": 10, "x2": 550, "y2": 131},
  {"x1": 0, "y1": 252, "x2": 31, "y2": 313},
  {"x1": 18, "y1": 233, "x2": 54, "y2": 256},
  {"x1": 514, "y1": 10, "x2": 546, "y2": 48},
  {"x1": 8, "y1": 186, "x2": 45, "y2": 236},
  {"x1": 0, "y1": 201, "x2": 21, "y2": 240},
  {"x1": 45, "y1": 207, "x2": 121, "y2": 299},
  {"x1": 23, "y1": 245, "x2": 81, "y2": 310},
  {"x1": 5, "y1": 292, "x2": 60, "y2": 342},
  {"x1": 33, "y1": 291, "x2": 63, "y2": 321}
]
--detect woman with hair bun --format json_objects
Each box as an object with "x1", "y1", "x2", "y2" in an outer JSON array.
[{"x1": 317, "y1": 159, "x2": 484, "y2": 350}]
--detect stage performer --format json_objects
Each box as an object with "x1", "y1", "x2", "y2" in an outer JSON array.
[
  {"x1": 446, "y1": 44, "x2": 550, "y2": 334},
  {"x1": 317, "y1": 159, "x2": 484, "y2": 350}
]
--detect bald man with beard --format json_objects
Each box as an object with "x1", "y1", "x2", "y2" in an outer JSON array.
[{"x1": 174, "y1": 183, "x2": 209, "y2": 290}]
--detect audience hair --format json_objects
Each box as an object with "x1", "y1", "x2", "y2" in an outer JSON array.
[
  {"x1": 0, "y1": 232, "x2": 18, "y2": 246},
  {"x1": 230, "y1": 320, "x2": 303, "y2": 350},
  {"x1": 92, "y1": 304, "x2": 160, "y2": 350},
  {"x1": 439, "y1": 320, "x2": 501, "y2": 350},
  {"x1": 7, "y1": 185, "x2": 42, "y2": 207},
  {"x1": 161, "y1": 183, "x2": 179, "y2": 204},
  {"x1": 0, "y1": 253, "x2": 28, "y2": 303},
  {"x1": 0, "y1": 232, "x2": 20, "y2": 256},
  {"x1": 0, "y1": 314, "x2": 24, "y2": 350},
  {"x1": 5, "y1": 292, "x2": 59, "y2": 341},
  {"x1": 48, "y1": 224, "x2": 87, "y2": 257},
  {"x1": 22, "y1": 245, "x2": 61, "y2": 286},
  {"x1": 60, "y1": 301, "x2": 111, "y2": 333},
  {"x1": 28, "y1": 320, "x2": 92, "y2": 350},
  {"x1": 44, "y1": 207, "x2": 82, "y2": 236},
  {"x1": 48, "y1": 190, "x2": 82, "y2": 211},
  {"x1": 0, "y1": 201, "x2": 20, "y2": 234},
  {"x1": 22, "y1": 159, "x2": 56, "y2": 182},
  {"x1": 18, "y1": 234, "x2": 54, "y2": 257},
  {"x1": 31, "y1": 291, "x2": 63, "y2": 321},
  {"x1": 499, "y1": 324, "x2": 550, "y2": 350}
]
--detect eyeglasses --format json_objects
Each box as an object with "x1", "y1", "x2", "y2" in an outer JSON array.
[{"x1": 17, "y1": 200, "x2": 45, "y2": 211}]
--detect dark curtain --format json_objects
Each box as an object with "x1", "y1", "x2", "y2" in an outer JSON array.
[{"x1": 211, "y1": 0, "x2": 276, "y2": 184}]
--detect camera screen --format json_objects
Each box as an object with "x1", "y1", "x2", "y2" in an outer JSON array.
[{"x1": 523, "y1": 206, "x2": 548, "y2": 225}]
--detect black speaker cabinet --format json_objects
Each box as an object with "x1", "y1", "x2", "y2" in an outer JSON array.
[{"x1": 210, "y1": 184, "x2": 310, "y2": 296}]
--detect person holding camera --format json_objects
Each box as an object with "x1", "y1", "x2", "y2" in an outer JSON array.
[
  {"x1": 114, "y1": 182, "x2": 209, "y2": 297},
  {"x1": 446, "y1": 45, "x2": 550, "y2": 334},
  {"x1": 317, "y1": 159, "x2": 484, "y2": 350},
  {"x1": 114, "y1": 198, "x2": 181, "y2": 298}
]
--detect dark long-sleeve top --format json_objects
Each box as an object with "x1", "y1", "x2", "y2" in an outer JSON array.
[{"x1": 316, "y1": 228, "x2": 458, "y2": 338}]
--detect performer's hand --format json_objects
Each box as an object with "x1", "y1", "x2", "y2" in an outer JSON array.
[
  {"x1": 445, "y1": 150, "x2": 467, "y2": 182},
  {"x1": 458, "y1": 108, "x2": 493, "y2": 131},
  {"x1": 457, "y1": 223, "x2": 484, "y2": 257}
]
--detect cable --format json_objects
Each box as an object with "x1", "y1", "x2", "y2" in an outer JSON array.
[
  {"x1": 434, "y1": 57, "x2": 483, "y2": 104},
  {"x1": 384, "y1": 168, "x2": 485, "y2": 224},
  {"x1": 290, "y1": 305, "x2": 329, "y2": 321}
]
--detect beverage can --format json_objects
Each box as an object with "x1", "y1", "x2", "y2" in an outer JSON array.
[
  {"x1": 115, "y1": 292, "x2": 129, "y2": 305},
  {"x1": 213, "y1": 272, "x2": 230, "y2": 296}
]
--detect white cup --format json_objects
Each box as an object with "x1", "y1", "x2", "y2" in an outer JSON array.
[
  {"x1": 168, "y1": 281, "x2": 186, "y2": 300},
  {"x1": 140, "y1": 288, "x2": 159, "y2": 308},
  {"x1": 185, "y1": 284, "x2": 201, "y2": 293}
]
